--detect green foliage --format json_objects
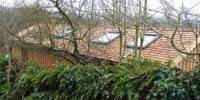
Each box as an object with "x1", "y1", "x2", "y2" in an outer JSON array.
[
  {"x1": 111, "y1": 60, "x2": 176, "y2": 100},
  {"x1": 112, "y1": 64, "x2": 142, "y2": 99},
  {"x1": 145, "y1": 68, "x2": 188, "y2": 100},
  {"x1": 10, "y1": 63, "x2": 42, "y2": 99},
  {"x1": 123, "y1": 59, "x2": 162, "y2": 74},
  {"x1": 0, "y1": 54, "x2": 8, "y2": 99},
  {"x1": 71, "y1": 65, "x2": 114, "y2": 100},
  {"x1": 0, "y1": 54, "x2": 7, "y2": 84},
  {"x1": 0, "y1": 54, "x2": 21, "y2": 100},
  {"x1": 1, "y1": 56, "x2": 200, "y2": 100},
  {"x1": 0, "y1": 54, "x2": 7, "y2": 66},
  {"x1": 189, "y1": 66, "x2": 200, "y2": 100},
  {"x1": 0, "y1": 83, "x2": 13, "y2": 100}
]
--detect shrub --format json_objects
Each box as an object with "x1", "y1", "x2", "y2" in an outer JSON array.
[
  {"x1": 189, "y1": 66, "x2": 200, "y2": 100},
  {"x1": 70, "y1": 65, "x2": 114, "y2": 100},
  {"x1": 111, "y1": 59, "x2": 164, "y2": 100},
  {"x1": 10, "y1": 63, "x2": 42, "y2": 99},
  {"x1": 112, "y1": 64, "x2": 141, "y2": 100},
  {"x1": 145, "y1": 68, "x2": 188, "y2": 100},
  {"x1": 123, "y1": 59, "x2": 162, "y2": 74},
  {"x1": 2, "y1": 57, "x2": 195, "y2": 100},
  {"x1": 0, "y1": 54, "x2": 7, "y2": 84},
  {"x1": 0, "y1": 54, "x2": 8, "y2": 99},
  {"x1": 31, "y1": 64, "x2": 77, "y2": 100},
  {"x1": 0, "y1": 54, "x2": 7, "y2": 66}
]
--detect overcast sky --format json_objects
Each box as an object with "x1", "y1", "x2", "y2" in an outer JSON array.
[
  {"x1": 1, "y1": 0, "x2": 200, "y2": 17},
  {"x1": 1, "y1": 0, "x2": 199, "y2": 7},
  {"x1": 0, "y1": 0, "x2": 199, "y2": 7},
  {"x1": 1, "y1": 0, "x2": 200, "y2": 10}
]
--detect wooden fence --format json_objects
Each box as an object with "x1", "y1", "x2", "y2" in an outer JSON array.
[
  {"x1": 178, "y1": 60, "x2": 196, "y2": 71},
  {"x1": 0, "y1": 47, "x2": 197, "y2": 71},
  {"x1": 12, "y1": 47, "x2": 72, "y2": 68},
  {"x1": 0, "y1": 48, "x2": 4, "y2": 53}
]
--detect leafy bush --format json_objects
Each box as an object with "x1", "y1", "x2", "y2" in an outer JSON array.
[
  {"x1": 123, "y1": 59, "x2": 162, "y2": 74},
  {"x1": 0, "y1": 54, "x2": 7, "y2": 84},
  {"x1": 9, "y1": 64, "x2": 114, "y2": 100},
  {"x1": 189, "y1": 66, "x2": 200, "y2": 100},
  {"x1": 111, "y1": 61, "x2": 186, "y2": 100},
  {"x1": 71, "y1": 65, "x2": 114, "y2": 100},
  {"x1": 0, "y1": 54, "x2": 8, "y2": 99},
  {"x1": 30, "y1": 64, "x2": 77, "y2": 100},
  {"x1": 0, "y1": 54, "x2": 7, "y2": 66},
  {"x1": 1, "y1": 56, "x2": 199, "y2": 100},
  {"x1": 9, "y1": 63, "x2": 42, "y2": 99},
  {"x1": 111, "y1": 59, "x2": 163, "y2": 100},
  {"x1": 145, "y1": 68, "x2": 188, "y2": 100},
  {"x1": 112, "y1": 64, "x2": 143, "y2": 100}
]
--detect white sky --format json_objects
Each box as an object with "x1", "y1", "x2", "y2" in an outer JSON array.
[
  {"x1": 1, "y1": 0, "x2": 200, "y2": 7},
  {"x1": 148, "y1": 0, "x2": 200, "y2": 12},
  {"x1": 1, "y1": 0, "x2": 200, "y2": 16}
]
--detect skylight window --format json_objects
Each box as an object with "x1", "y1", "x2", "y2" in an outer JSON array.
[
  {"x1": 126, "y1": 32, "x2": 159, "y2": 49},
  {"x1": 145, "y1": 31, "x2": 158, "y2": 36},
  {"x1": 92, "y1": 32, "x2": 120, "y2": 44},
  {"x1": 53, "y1": 27, "x2": 72, "y2": 39}
]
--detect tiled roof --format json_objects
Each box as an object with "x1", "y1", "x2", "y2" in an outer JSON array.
[
  {"x1": 77, "y1": 28, "x2": 195, "y2": 63},
  {"x1": 17, "y1": 26, "x2": 196, "y2": 63}
]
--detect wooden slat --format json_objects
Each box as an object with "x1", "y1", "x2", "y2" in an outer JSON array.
[{"x1": 20, "y1": 49, "x2": 71, "y2": 68}]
